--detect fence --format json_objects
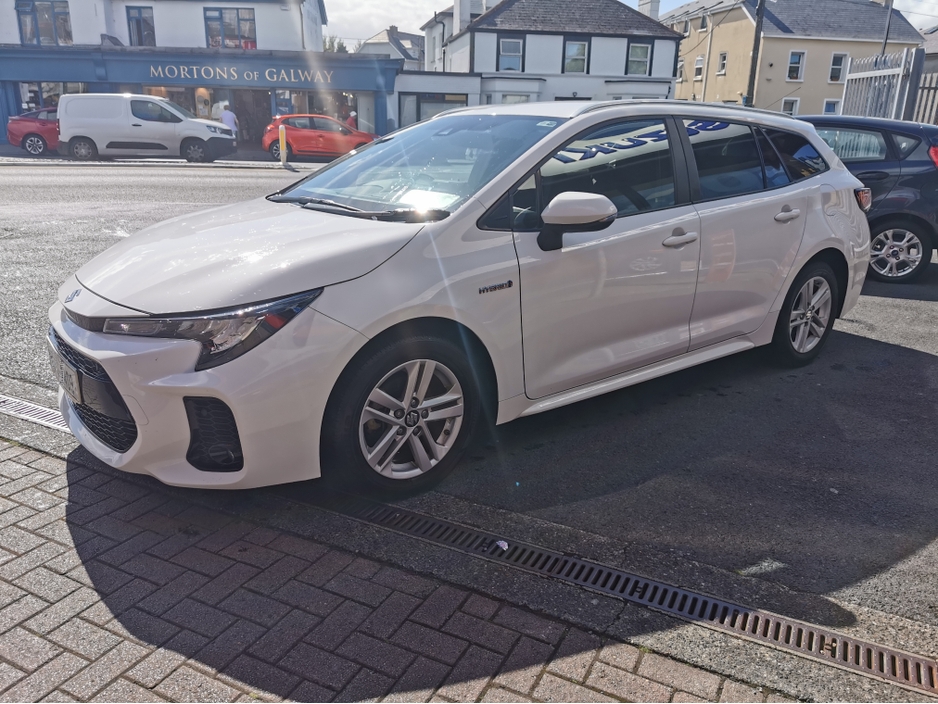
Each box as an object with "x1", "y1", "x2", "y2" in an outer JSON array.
[{"x1": 841, "y1": 48, "x2": 924, "y2": 121}]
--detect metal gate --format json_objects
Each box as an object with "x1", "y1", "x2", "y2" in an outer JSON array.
[{"x1": 841, "y1": 48, "x2": 924, "y2": 121}]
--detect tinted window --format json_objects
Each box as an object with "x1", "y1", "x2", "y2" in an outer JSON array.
[
  {"x1": 755, "y1": 128, "x2": 790, "y2": 188},
  {"x1": 541, "y1": 118, "x2": 676, "y2": 216},
  {"x1": 891, "y1": 132, "x2": 921, "y2": 159},
  {"x1": 130, "y1": 100, "x2": 176, "y2": 123},
  {"x1": 685, "y1": 120, "x2": 763, "y2": 199},
  {"x1": 814, "y1": 127, "x2": 887, "y2": 162},
  {"x1": 765, "y1": 129, "x2": 828, "y2": 180}
]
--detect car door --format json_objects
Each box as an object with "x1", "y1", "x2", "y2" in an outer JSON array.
[
  {"x1": 812, "y1": 124, "x2": 898, "y2": 213},
  {"x1": 283, "y1": 117, "x2": 314, "y2": 154},
  {"x1": 125, "y1": 100, "x2": 179, "y2": 154},
  {"x1": 510, "y1": 117, "x2": 701, "y2": 400},
  {"x1": 683, "y1": 119, "x2": 811, "y2": 350},
  {"x1": 314, "y1": 117, "x2": 348, "y2": 154}
]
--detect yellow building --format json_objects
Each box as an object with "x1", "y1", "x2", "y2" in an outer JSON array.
[{"x1": 660, "y1": 0, "x2": 922, "y2": 116}]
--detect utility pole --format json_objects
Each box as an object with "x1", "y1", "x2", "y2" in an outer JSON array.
[
  {"x1": 880, "y1": 0, "x2": 893, "y2": 56},
  {"x1": 745, "y1": 0, "x2": 766, "y2": 107}
]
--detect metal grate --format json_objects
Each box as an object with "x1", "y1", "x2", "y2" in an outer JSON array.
[
  {"x1": 184, "y1": 397, "x2": 244, "y2": 472},
  {"x1": 72, "y1": 402, "x2": 137, "y2": 452},
  {"x1": 330, "y1": 496, "x2": 938, "y2": 697},
  {"x1": 0, "y1": 394, "x2": 70, "y2": 432},
  {"x1": 51, "y1": 329, "x2": 108, "y2": 381}
]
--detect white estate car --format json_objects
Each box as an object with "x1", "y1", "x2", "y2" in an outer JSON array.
[{"x1": 49, "y1": 101, "x2": 871, "y2": 492}]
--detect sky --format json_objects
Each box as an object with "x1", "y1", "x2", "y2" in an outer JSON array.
[{"x1": 325, "y1": 0, "x2": 938, "y2": 47}]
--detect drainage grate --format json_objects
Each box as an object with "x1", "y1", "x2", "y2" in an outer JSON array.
[
  {"x1": 328, "y1": 495, "x2": 938, "y2": 697},
  {"x1": 0, "y1": 395, "x2": 70, "y2": 432}
]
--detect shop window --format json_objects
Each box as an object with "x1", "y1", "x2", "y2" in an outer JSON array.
[
  {"x1": 127, "y1": 7, "x2": 155, "y2": 46},
  {"x1": 498, "y1": 37, "x2": 523, "y2": 71},
  {"x1": 564, "y1": 39, "x2": 588, "y2": 73},
  {"x1": 16, "y1": 0, "x2": 72, "y2": 46},
  {"x1": 627, "y1": 44, "x2": 651, "y2": 76},
  {"x1": 205, "y1": 8, "x2": 256, "y2": 49},
  {"x1": 502, "y1": 94, "x2": 529, "y2": 103},
  {"x1": 398, "y1": 93, "x2": 468, "y2": 127}
]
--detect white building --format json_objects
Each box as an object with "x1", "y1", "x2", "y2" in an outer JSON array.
[
  {"x1": 411, "y1": 0, "x2": 679, "y2": 109},
  {"x1": 357, "y1": 25, "x2": 425, "y2": 71}
]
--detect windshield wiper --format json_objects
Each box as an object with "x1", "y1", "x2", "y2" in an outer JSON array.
[
  {"x1": 370, "y1": 209, "x2": 451, "y2": 222},
  {"x1": 266, "y1": 194, "x2": 363, "y2": 212}
]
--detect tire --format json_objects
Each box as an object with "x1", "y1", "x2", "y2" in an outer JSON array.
[
  {"x1": 771, "y1": 261, "x2": 839, "y2": 367},
  {"x1": 69, "y1": 137, "x2": 97, "y2": 161},
  {"x1": 322, "y1": 335, "x2": 482, "y2": 496},
  {"x1": 182, "y1": 139, "x2": 208, "y2": 163},
  {"x1": 867, "y1": 219, "x2": 932, "y2": 283},
  {"x1": 22, "y1": 134, "x2": 47, "y2": 156},
  {"x1": 269, "y1": 141, "x2": 291, "y2": 161}
]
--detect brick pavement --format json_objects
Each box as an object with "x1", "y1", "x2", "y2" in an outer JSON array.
[{"x1": 0, "y1": 440, "x2": 797, "y2": 703}]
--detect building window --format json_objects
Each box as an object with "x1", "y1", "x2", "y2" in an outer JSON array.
[
  {"x1": 830, "y1": 53, "x2": 847, "y2": 82},
  {"x1": 564, "y1": 39, "x2": 588, "y2": 73},
  {"x1": 683, "y1": 19, "x2": 689, "y2": 34},
  {"x1": 677, "y1": 57, "x2": 684, "y2": 81},
  {"x1": 788, "y1": 51, "x2": 805, "y2": 81},
  {"x1": 627, "y1": 43, "x2": 651, "y2": 76},
  {"x1": 127, "y1": 6, "x2": 155, "y2": 46},
  {"x1": 781, "y1": 97, "x2": 799, "y2": 115},
  {"x1": 16, "y1": 1, "x2": 72, "y2": 46},
  {"x1": 823, "y1": 99, "x2": 841, "y2": 115},
  {"x1": 694, "y1": 55, "x2": 704, "y2": 80},
  {"x1": 502, "y1": 94, "x2": 530, "y2": 103},
  {"x1": 699, "y1": 15, "x2": 708, "y2": 30},
  {"x1": 717, "y1": 52, "x2": 727, "y2": 74},
  {"x1": 498, "y1": 37, "x2": 523, "y2": 71},
  {"x1": 205, "y1": 8, "x2": 256, "y2": 49}
]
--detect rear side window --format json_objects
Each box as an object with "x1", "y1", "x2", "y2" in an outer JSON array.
[
  {"x1": 891, "y1": 132, "x2": 921, "y2": 159},
  {"x1": 814, "y1": 127, "x2": 887, "y2": 162},
  {"x1": 755, "y1": 128, "x2": 790, "y2": 188},
  {"x1": 765, "y1": 129, "x2": 828, "y2": 180},
  {"x1": 540, "y1": 118, "x2": 677, "y2": 216},
  {"x1": 684, "y1": 120, "x2": 763, "y2": 200}
]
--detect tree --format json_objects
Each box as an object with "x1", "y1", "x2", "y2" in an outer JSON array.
[{"x1": 324, "y1": 34, "x2": 349, "y2": 53}]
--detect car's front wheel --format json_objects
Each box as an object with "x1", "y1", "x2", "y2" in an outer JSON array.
[
  {"x1": 867, "y1": 220, "x2": 932, "y2": 283},
  {"x1": 182, "y1": 139, "x2": 210, "y2": 163},
  {"x1": 22, "y1": 134, "x2": 47, "y2": 156},
  {"x1": 772, "y1": 261, "x2": 839, "y2": 366},
  {"x1": 323, "y1": 335, "x2": 481, "y2": 495}
]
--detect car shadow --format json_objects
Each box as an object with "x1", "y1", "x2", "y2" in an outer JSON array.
[{"x1": 860, "y1": 259, "x2": 938, "y2": 302}]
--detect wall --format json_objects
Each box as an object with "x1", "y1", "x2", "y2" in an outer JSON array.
[
  {"x1": 1, "y1": 3, "x2": 22, "y2": 44},
  {"x1": 446, "y1": 32, "x2": 471, "y2": 72},
  {"x1": 474, "y1": 32, "x2": 497, "y2": 72},
  {"x1": 671, "y1": 5, "x2": 752, "y2": 103},
  {"x1": 590, "y1": 37, "x2": 627, "y2": 76},
  {"x1": 651, "y1": 39, "x2": 675, "y2": 78},
  {"x1": 424, "y1": 18, "x2": 450, "y2": 70},
  {"x1": 524, "y1": 34, "x2": 562, "y2": 74}
]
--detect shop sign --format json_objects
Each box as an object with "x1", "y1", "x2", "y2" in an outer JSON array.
[{"x1": 148, "y1": 65, "x2": 334, "y2": 84}]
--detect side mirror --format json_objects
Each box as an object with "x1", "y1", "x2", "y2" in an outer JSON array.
[{"x1": 537, "y1": 192, "x2": 617, "y2": 252}]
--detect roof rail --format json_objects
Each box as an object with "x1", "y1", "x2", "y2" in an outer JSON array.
[{"x1": 573, "y1": 99, "x2": 786, "y2": 119}]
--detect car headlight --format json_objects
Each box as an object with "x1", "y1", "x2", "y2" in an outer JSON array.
[
  {"x1": 206, "y1": 124, "x2": 223, "y2": 134},
  {"x1": 102, "y1": 289, "x2": 322, "y2": 370}
]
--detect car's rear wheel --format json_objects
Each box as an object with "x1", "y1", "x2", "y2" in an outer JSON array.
[
  {"x1": 182, "y1": 139, "x2": 210, "y2": 163},
  {"x1": 69, "y1": 137, "x2": 97, "y2": 161},
  {"x1": 269, "y1": 141, "x2": 291, "y2": 161},
  {"x1": 22, "y1": 134, "x2": 47, "y2": 156},
  {"x1": 323, "y1": 336, "x2": 481, "y2": 495},
  {"x1": 867, "y1": 220, "x2": 932, "y2": 283},
  {"x1": 772, "y1": 261, "x2": 839, "y2": 367}
]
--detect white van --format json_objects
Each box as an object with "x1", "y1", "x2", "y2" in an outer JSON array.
[{"x1": 57, "y1": 93, "x2": 237, "y2": 162}]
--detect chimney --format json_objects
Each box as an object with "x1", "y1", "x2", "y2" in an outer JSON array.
[
  {"x1": 454, "y1": 0, "x2": 471, "y2": 34},
  {"x1": 638, "y1": 0, "x2": 660, "y2": 20}
]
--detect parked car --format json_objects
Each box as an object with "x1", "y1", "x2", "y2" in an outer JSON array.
[
  {"x1": 57, "y1": 93, "x2": 237, "y2": 163},
  {"x1": 6, "y1": 108, "x2": 58, "y2": 156},
  {"x1": 802, "y1": 114, "x2": 938, "y2": 283},
  {"x1": 261, "y1": 114, "x2": 376, "y2": 160},
  {"x1": 49, "y1": 102, "x2": 870, "y2": 493}
]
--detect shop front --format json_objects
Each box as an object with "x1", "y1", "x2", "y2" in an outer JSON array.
[{"x1": 0, "y1": 46, "x2": 402, "y2": 145}]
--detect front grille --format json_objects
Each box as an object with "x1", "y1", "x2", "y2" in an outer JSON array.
[
  {"x1": 73, "y1": 402, "x2": 138, "y2": 452},
  {"x1": 51, "y1": 329, "x2": 108, "y2": 381},
  {"x1": 184, "y1": 397, "x2": 244, "y2": 472}
]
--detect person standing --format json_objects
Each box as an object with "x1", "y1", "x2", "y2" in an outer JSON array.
[
  {"x1": 346, "y1": 111, "x2": 358, "y2": 129},
  {"x1": 220, "y1": 103, "x2": 239, "y2": 144}
]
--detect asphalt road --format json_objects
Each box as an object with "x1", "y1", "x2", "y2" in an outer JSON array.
[{"x1": 2, "y1": 164, "x2": 938, "y2": 661}]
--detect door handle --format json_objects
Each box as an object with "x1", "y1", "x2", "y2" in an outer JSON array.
[
  {"x1": 662, "y1": 231, "x2": 699, "y2": 247},
  {"x1": 131, "y1": 123, "x2": 142, "y2": 127},
  {"x1": 774, "y1": 208, "x2": 801, "y2": 223},
  {"x1": 856, "y1": 170, "x2": 889, "y2": 181}
]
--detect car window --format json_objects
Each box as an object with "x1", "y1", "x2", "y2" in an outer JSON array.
[
  {"x1": 131, "y1": 100, "x2": 178, "y2": 123},
  {"x1": 765, "y1": 129, "x2": 828, "y2": 180},
  {"x1": 755, "y1": 128, "x2": 790, "y2": 188},
  {"x1": 814, "y1": 127, "x2": 887, "y2": 162},
  {"x1": 37, "y1": 110, "x2": 49, "y2": 121},
  {"x1": 314, "y1": 118, "x2": 345, "y2": 132},
  {"x1": 540, "y1": 118, "x2": 676, "y2": 217},
  {"x1": 685, "y1": 120, "x2": 763, "y2": 200},
  {"x1": 286, "y1": 117, "x2": 311, "y2": 129},
  {"x1": 891, "y1": 132, "x2": 921, "y2": 159}
]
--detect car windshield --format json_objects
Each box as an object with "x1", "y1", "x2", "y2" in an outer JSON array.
[
  {"x1": 275, "y1": 113, "x2": 566, "y2": 219},
  {"x1": 162, "y1": 99, "x2": 196, "y2": 119}
]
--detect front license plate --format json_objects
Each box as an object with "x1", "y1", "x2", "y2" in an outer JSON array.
[{"x1": 48, "y1": 341, "x2": 82, "y2": 404}]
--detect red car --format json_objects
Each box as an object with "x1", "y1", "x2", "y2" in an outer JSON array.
[
  {"x1": 6, "y1": 108, "x2": 59, "y2": 156},
  {"x1": 262, "y1": 114, "x2": 375, "y2": 160}
]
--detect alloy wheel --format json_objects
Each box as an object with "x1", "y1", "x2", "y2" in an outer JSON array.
[
  {"x1": 358, "y1": 359, "x2": 464, "y2": 480},
  {"x1": 24, "y1": 136, "x2": 45, "y2": 155},
  {"x1": 186, "y1": 143, "x2": 206, "y2": 162},
  {"x1": 788, "y1": 276, "x2": 833, "y2": 354},
  {"x1": 72, "y1": 141, "x2": 93, "y2": 159},
  {"x1": 870, "y1": 229, "x2": 923, "y2": 278}
]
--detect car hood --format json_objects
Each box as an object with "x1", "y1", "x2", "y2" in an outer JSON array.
[{"x1": 75, "y1": 198, "x2": 422, "y2": 314}]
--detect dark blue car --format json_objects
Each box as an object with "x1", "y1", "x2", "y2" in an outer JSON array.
[{"x1": 802, "y1": 115, "x2": 938, "y2": 283}]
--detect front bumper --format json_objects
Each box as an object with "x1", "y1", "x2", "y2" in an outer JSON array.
[
  {"x1": 207, "y1": 137, "x2": 237, "y2": 158},
  {"x1": 49, "y1": 300, "x2": 367, "y2": 489}
]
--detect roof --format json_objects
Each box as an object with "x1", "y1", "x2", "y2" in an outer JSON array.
[
  {"x1": 449, "y1": 0, "x2": 680, "y2": 39},
  {"x1": 420, "y1": 2, "x2": 484, "y2": 30},
  {"x1": 360, "y1": 26, "x2": 425, "y2": 61},
  {"x1": 923, "y1": 25, "x2": 938, "y2": 56},
  {"x1": 661, "y1": 0, "x2": 922, "y2": 43}
]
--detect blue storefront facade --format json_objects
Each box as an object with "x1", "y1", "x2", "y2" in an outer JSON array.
[{"x1": 0, "y1": 46, "x2": 403, "y2": 144}]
